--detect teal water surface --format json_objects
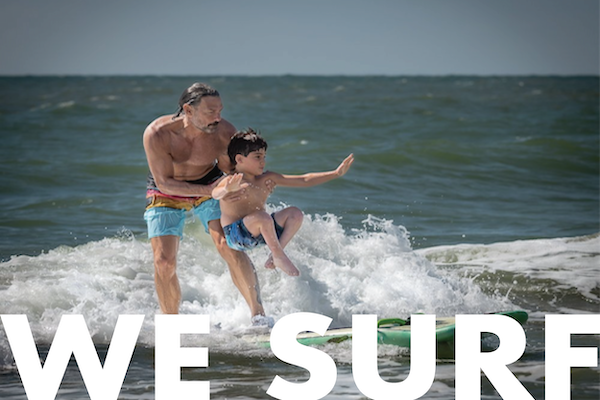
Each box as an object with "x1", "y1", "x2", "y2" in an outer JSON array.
[{"x1": 0, "y1": 76, "x2": 598, "y2": 399}]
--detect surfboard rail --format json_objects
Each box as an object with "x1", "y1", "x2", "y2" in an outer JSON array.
[{"x1": 245, "y1": 310, "x2": 529, "y2": 354}]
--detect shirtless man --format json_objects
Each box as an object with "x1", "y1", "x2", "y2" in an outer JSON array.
[
  {"x1": 212, "y1": 128, "x2": 354, "y2": 276},
  {"x1": 143, "y1": 83, "x2": 267, "y2": 324}
]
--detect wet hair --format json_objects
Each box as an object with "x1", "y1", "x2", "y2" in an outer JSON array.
[
  {"x1": 173, "y1": 82, "x2": 220, "y2": 118},
  {"x1": 228, "y1": 128, "x2": 268, "y2": 165}
]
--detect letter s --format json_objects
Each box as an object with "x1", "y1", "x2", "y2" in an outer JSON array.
[{"x1": 267, "y1": 312, "x2": 337, "y2": 400}]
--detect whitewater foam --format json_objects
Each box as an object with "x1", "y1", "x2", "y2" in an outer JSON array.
[
  {"x1": 1, "y1": 209, "x2": 597, "y2": 374},
  {"x1": 416, "y1": 233, "x2": 600, "y2": 303},
  {"x1": 0, "y1": 209, "x2": 518, "y2": 359}
]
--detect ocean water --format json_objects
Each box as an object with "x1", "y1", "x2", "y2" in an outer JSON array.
[{"x1": 0, "y1": 76, "x2": 598, "y2": 399}]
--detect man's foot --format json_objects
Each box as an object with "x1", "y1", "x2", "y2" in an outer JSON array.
[
  {"x1": 251, "y1": 315, "x2": 275, "y2": 328},
  {"x1": 273, "y1": 254, "x2": 300, "y2": 276}
]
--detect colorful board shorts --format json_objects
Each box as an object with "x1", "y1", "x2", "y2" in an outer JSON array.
[
  {"x1": 144, "y1": 166, "x2": 225, "y2": 239},
  {"x1": 144, "y1": 195, "x2": 221, "y2": 239},
  {"x1": 223, "y1": 214, "x2": 284, "y2": 252}
]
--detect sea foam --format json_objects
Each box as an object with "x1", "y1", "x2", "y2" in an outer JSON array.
[{"x1": 0, "y1": 207, "x2": 517, "y2": 358}]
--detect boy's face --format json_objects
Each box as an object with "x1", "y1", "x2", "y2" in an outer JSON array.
[{"x1": 236, "y1": 148, "x2": 266, "y2": 175}]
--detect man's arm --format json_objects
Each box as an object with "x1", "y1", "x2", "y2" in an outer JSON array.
[
  {"x1": 215, "y1": 119, "x2": 237, "y2": 174},
  {"x1": 269, "y1": 153, "x2": 354, "y2": 188},
  {"x1": 143, "y1": 126, "x2": 216, "y2": 197}
]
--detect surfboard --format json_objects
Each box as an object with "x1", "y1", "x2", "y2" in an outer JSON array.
[{"x1": 245, "y1": 311, "x2": 528, "y2": 356}]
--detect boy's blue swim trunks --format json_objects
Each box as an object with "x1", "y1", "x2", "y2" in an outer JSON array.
[{"x1": 223, "y1": 213, "x2": 284, "y2": 251}]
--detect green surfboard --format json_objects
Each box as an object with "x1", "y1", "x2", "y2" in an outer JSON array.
[{"x1": 246, "y1": 310, "x2": 528, "y2": 358}]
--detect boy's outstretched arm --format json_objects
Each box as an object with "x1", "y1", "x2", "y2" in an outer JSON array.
[
  {"x1": 273, "y1": 153, "x2": 354, "y2": 187},
  {"x1": 212, "y1": 173, "x2": 249, "y2": 200}
]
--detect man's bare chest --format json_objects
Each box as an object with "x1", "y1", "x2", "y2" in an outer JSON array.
[{"x1": 170, "y1": 135, "x2": 224, "y2": 165}]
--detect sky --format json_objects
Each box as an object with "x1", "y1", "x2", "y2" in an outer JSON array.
[{"x1": 0, "y1": 0, "x2": 598, "y2": 76}]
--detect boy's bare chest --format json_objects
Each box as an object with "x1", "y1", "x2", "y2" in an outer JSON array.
[
  {"x1": 245, "y1": 180, "x2": 271, "y2": 204},
  {"x1": 220, "y1": 177, "x2": 273, "y2": 224}
]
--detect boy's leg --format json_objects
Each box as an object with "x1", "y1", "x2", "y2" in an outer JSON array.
[
  {"x1": 265, "y1": 207, "x2": 303, "y2": 269},
  {"x1": 243, "y1": 211, "x2": 300, "y2": 276},
  {"x1": 272, "y1": 206, "x2": 303, "y2": 248}
]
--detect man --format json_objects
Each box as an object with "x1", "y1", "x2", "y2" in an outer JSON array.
[{"x1": 143, "y1": 82, "x2": 269, "y2": 325}]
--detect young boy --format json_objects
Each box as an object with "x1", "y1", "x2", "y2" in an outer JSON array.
[{"x1": 212, "y1": 128, "x2": 354, "y2": 276}]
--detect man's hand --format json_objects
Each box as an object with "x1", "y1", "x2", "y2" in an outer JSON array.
[
  {"x1": 224, "y1": 173, "x2": 248, "y2": 193},
  {"x1": 264, "y1": 178, "x2": 277, "y2": 194},
  {"x1": 213, "y1": 173, "x2": 250, "y2": 202}
]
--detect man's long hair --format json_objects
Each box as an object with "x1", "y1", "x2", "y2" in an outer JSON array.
[{"x1": 173, "y1": 82, "x2": 219, "y2": 118}]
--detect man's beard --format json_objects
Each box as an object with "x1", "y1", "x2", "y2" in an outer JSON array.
[{"x1": 199, "y1": 121, "x2": 219, "y2": 133}]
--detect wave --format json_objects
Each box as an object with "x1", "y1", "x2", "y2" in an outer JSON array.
[
  {"x1": 0, "y1": 208, "x2": 596, "y2": 365},
  {"x1": 416, "y1": 233, "x2": 600, "y2": 316}
]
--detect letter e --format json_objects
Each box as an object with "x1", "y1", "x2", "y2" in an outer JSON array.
[{"x1": 155, "y1": 315, "x2": 210, "y2": 400}]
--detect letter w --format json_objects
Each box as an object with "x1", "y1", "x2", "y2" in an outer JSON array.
[{"x1": 1, "y1": 314, "x2": 143, "y2": 400}]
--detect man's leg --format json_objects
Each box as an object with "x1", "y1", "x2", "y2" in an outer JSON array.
[
  {"x1": 151, "y1": 235, "x2": 181, "y2": 314},
  {"x1": 145, "y1": 206, "x2": 186, "y2": 314},
  {"x1": 208, "y1": 219, "x2": 266, "y2": 318}
]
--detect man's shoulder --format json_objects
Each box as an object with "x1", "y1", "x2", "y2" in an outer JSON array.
[
  {"x1": 145, "y1": 114, "x2": 175, "y2": 130},
  {"x1": 144, "y1": 115, "x2": 179, "y2": 139},
  {"x1": 218, "y1": 118, "x2": 237, "y2": 137}
]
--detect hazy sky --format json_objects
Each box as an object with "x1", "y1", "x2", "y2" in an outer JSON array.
[{"x1": 0, "y1": 0, "x2": 598, "y2": 76}]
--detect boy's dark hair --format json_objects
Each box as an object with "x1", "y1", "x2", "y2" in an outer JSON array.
[
  {"x1": 173, "y1": 82, "x2": 220, "y2": 118},
  {"x1": 228, "y1": 128, "x2": 268, "y2": 165}
]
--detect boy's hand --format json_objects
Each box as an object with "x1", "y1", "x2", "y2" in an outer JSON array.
[{"x1": 335, "y1": 154, "x2": 354, "y2": 177}]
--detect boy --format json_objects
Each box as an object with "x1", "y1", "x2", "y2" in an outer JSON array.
[{"x1": 212, "y1": 128, "x2": 354, "y2": 276}]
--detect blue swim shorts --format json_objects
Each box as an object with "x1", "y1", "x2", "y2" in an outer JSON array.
[
  {"x1": 144, "y1": 198, "x2": 221, "y2": 239},
  {"x1": 223, "y1": 213, "x2": 284, "y2": 251}
]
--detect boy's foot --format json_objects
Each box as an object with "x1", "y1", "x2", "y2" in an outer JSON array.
[
  {"x1": 265, "y1": 254, "x2": 276, "y2": 269},
  {"x1": 273, "y1": 254, "x2": 300, "y2": 276}
]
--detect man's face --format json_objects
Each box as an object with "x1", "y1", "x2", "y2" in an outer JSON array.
[{"x1": 187, "y1": 95, "x2": 223, "y2": 133}]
